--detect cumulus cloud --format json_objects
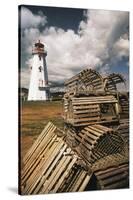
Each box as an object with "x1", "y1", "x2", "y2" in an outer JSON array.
[
  {"x1": 78, "y1": 10, "x2": 129, "y2": 71},
  {"x1": 112, "y1": 36, "x2": 129, "y2": 60},
  {"x1": 20, "y1": 7, "x2": 47, "y2": 29},
  {"x1": 20, "y1": 8, "x2": 129, "y2": 89},
  {"x1": 21, "y1": 28, "x2": 40, "y2": 54}
]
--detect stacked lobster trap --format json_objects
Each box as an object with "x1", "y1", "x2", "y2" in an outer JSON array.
[
  {"x1": 63, "y1": 68, "x2": 129, "y2": 189},
  {"x1": 63, "y1": 69, "x2": 128, "y2": 125}
]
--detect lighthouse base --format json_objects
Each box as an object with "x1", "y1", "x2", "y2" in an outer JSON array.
[{"x1": 28, "y1": 89, "x2": 49, "y2": 101}]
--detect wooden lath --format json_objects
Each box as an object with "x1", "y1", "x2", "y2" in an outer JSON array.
[
  {"x1": 22, "y1": 122, "x2": 57, "y2": 166},
  {"x1": 108, "y1": 73, "x2": 126, "y2": 84},
  {"x1": 66, "y1": 124, "x2": 125, "y2": 166},
  {"x1": 91, "y1": 152, "x2": 129, "y2": 172},
  {"x1": 63, "y1": 95, "x2": 119, "y2": 126},
  {"x1": 79, "y1": 69, "x2": 103, "y2": 91},
  {"x1": 21, "y1": 122, "x2": 92, "y2": 195},
  {"x1": 94, "y1": 162, "x2": 129, "y2": 189},
  {"x1": 104, "y1": 73, "x2": 126, "y2": 92},
  {"x1": 72, "y1": 95, "x2": 118, "y2": 104},
  {"x1": 64, "y1": 68, "x2": 104, "y2": 96},
  {"x1": 116, "y1": 119, "x2": 129, "y2": 144},
  {"x1": 119, "y1": 93, "x2": 129, "y2": 114}
]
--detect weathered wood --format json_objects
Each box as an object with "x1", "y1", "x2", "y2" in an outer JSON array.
[
  {"x1": 71, "y1": 171, "x2": 87, "y2": 192},
  {"x1": 65, "y1": 68, "x2": 104, "y2": 95},
  {"x1": 42, "y1": 149, "x2": 72, "y2": 193},
  {"x1": 23, "y1": 138, "x2": 64, "y2": 194},
  {"x1": 21, "y1": 134, "x2": 58, "y2": 186},
  {"x1": 33, "y1": 143, "x2": 68, "y2": 194},
  {"x1": 21, "y1": 122, "x2": 94, "y2": 195},
  {"x1": 78, "y1": 174, "x2": 92, "y2": 191},
  {"x1": 94, "y1": 163, "x2": 129, "y2": 190},
  {"x1": 52, "y1": 157, "x2": 77, "y2": 193},
  {"x1": 21, "y1": 123, "x2": 57, "y2": 182},
  {"x1": 66, "y1": 124, "x2": 125, "y2": 167},
  {"x1": 23, "y1": 122, "x2": 56, "y2": 164}
]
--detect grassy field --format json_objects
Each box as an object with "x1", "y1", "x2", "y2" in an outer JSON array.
[{"x1": 20, "y1": 100, "x2": 63, "y2": 159}]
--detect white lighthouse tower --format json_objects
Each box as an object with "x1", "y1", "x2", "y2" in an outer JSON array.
[{"x1": 28, "y1": 40, "x2": 49, "y2": 101}]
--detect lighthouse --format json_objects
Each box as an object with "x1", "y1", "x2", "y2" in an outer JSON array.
[{"x1": 28, "y1": 40, "x2": 49, "y2": 101}]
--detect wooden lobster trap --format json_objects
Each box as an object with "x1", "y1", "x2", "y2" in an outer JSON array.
[
  {"x1": 63, "y1": 95, "x2": 120, "y2": 127},
  {"x1": 65, "y1": 69, "x2": 104, "y2": 97}
]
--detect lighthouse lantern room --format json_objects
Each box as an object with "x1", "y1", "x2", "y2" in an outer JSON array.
[{"x1": 28, "y1": 40, "x2": 49, "y2": 101}]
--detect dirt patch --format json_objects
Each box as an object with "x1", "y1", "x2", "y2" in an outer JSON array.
[{"x1": 20, "y1": 135, "x2": 37, "y2": 159}]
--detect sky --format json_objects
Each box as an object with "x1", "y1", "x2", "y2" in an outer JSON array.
[{"x1": 19, "y1": 5, "x2": 129, "y2": 91}]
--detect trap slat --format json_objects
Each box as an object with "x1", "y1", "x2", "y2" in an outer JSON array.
[
  {"x1": 23, "y1": 138, "x2": 64, "y2": 194},
  {"x1": 69, "y1": 170, "x2": 84, "y2": 192},
  {"x1": 42, "y1": 149, "x2": 72, "y2": 193},
  {"x1": 71, "y1": 171, "x2": 87, "y2": 192},
  {"x1": 21, "y1": 123, "x2": 57, "y2": 183},
  {"x1": 78, "y1": 174, "x2": 92, "y2": 191},
  {"x1": 63, "y1": 94, "x2": 119, "y2": 127},
  {"x1": 33, "y1": 143, "x2": 68, "y2": 194},
  {"x1": 52, "y1": 157, "x2": 77, "y2": 193},
  {"x1": 94, "y1": 163, "x2": 129, "y2": 190},
  {"x1": 21, "y1": 122, "x2": 92, "y2": 195},
  {"x1": 74, "y1": 112, "x2": 100, "y2": 119},
  {"x1": 66, "y1": 124, "x2": 125, "y2": 166},
  {"x1": 21, "y1": 134, "x2": 58, "y2": 186},
  {"x1": 23, "y1": 122, "x2": 56, "y2": 164}
]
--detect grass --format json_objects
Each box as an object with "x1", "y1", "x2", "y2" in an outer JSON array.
[
  {"x1": 21, "y1": 100, "x2": 64, "y2": 136},
  {"x1": 20, "y1": 100, "x2": 64, "y2": 158}
]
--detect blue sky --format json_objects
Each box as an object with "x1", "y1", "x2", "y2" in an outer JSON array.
[{"x1": 20, "y1": 5, "x2": 129, "y2": 90}]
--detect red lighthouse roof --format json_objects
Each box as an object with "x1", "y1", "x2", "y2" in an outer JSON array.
[
  {"x1": 34, "y1": 40, "x2": 44, "y2": 48},
  {"x1": 32, "y1": 40, "x2": 46, "y2": 55}
]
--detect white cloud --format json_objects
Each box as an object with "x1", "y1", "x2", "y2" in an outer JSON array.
[
  {"x1": 20, "y1": 7, "x2": 47, "y2": 29},
  {"x1": 112, "y1": 36, "x2": 129, "y2": 60},
  {"x1": 21, "y1": 8, "x2": 129, "y2": 88},
  {"x1": 22, "y1": 28, "x2": 40, "y2": 54}
]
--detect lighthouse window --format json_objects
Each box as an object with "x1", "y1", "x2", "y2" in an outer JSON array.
[
  {"x1": 39, "y1": 66, "x2": 42, "y2": 72},
  {"x1": 39, "y1": 55, "x2": 41, "y2": 60}
]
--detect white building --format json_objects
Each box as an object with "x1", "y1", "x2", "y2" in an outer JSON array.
[{"x1": 28, "y1": 40, "x2": 50, "y2": 101}]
